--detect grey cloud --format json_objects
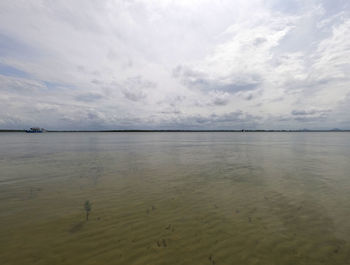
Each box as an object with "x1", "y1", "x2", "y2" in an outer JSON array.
[
  {"x1": 122, "y1": 90, "x2": 146, "y2": 102},
  {"x1": 245, "y1": 94, "x2": 254, "y2": 101},
  {"x1": 238, "y1": 91, "x2": 259, "y2": 101},
  {"x1": 58, "y1": 109, "x2": 107, "y2": 130},
  {"x1": 75, "y1": 93, "x2": 103, "y2": 102},
  {"x1": 121, "y1": 76, "x2": 156, "y2": 102},
  {"x1": 294, "y1": 116, "x2": 327, "y2": 122},
  {"x1": 291, "y1": 108, "x2": 331, "y2": 123},
  {"x1": 172, "y1": 111, "x2": 261, "y2": 128},
  {"x1": 213, "y1": 111, "x2": 260, "y2": 123},
  {"x1": 209, "y1": 91, "x2": 230, "y2": 106},
  {"x1": 160, "y1": 109, "x2": 182, "y2": 115},
  {"x1": 173, "y1": 66, "x2": 261, "y2": 94},
  {"x1": 253, "y1": 37, "x2": 267, "y2": 46},
  {"x1": 87, "y1": 111, "x2": 102, "y2": 121},
  {"x1": 292, "y1": 110, "x2": 316, "y2": 115},
  {"x1": 291, "y1": 109, "x2": 330, "y2": 116},
  {"x1": 0, "y1": 114, "x2": 30, "y2": 129},
  {"x1": 212, "y1": 97, "x2": 229, "y2": 106},
  {"x1": 0, "y1": 75, "x2": 46, "y2": 93},
  {"x1": 91, "y1": 79, "x2": 103, "y2": 85}
]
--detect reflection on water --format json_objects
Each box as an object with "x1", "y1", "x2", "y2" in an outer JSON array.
[{"x1": 0, "y1": 132, "x2": 350, "y2": 265}]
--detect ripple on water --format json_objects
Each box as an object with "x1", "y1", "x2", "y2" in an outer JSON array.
[{"x1": 1, "y1": 133, "x2": 350, "y2": 265}]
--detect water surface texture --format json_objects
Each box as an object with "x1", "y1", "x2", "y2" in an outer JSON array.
[{"x1": 0, "y1": 132, "x2": 350, "y2": 265}]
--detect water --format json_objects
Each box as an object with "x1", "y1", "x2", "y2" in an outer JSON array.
[{"x1": 0, "y1": 132, "x2": 350, "y2": 265}]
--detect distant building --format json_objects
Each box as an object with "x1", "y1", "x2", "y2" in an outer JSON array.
[{"x1": 25, "y1": 127, "x2": 46, "y2": 133}]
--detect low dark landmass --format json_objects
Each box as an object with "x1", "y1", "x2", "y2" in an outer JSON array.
[
  {"x1": 0, "y1": 129, "x2": 26, "y2": 132},
  {"x1": 1, "y1": 129, "x2": 349, "y2": 133}
]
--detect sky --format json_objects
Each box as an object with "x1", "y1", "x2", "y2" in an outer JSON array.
[{"x1": 0, "y1": 0, "x2": 349, "y2": 130}]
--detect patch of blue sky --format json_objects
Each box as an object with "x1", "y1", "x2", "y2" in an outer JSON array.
[
  {"x1": 0, "y1": 33, "x2": 38, "y2": 59},
  {"x1": 0, "y1": 62, "x2": 30, "y2": 78},
  {"x1": 322, "y1": 0, "x2": 349, "y2": 16}
]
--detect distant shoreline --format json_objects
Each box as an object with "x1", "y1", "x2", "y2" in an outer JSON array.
[{"x1": 1, "y1": 129, "x2": 349, "y2": 133}]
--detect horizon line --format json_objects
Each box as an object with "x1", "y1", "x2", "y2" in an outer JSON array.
[{"x1": 1, "y1": 129, "x2": 349, "y2": 132}]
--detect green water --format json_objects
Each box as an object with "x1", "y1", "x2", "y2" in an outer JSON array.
[{"x1": 0, "y1": 132, "x2": 350, "y2": 265}]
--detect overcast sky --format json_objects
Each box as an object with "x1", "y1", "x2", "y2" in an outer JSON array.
[{"x1": 0, "y1": 0, "x2": 349, "y2": 130}]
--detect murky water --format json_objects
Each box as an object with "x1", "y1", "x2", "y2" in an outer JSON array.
[{"x1": 0, "y1": 132, "x2": 350, "y2": 265}]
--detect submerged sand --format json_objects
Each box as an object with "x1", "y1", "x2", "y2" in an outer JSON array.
[{"x1": 0, "y1": 132, "x2": 350, "y2": 265}]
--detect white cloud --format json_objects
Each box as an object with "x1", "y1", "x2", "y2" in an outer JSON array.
[{"x1": 0, "y1": 0, "x2": 349, "y2": 129}]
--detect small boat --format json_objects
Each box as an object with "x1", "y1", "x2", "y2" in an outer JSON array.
[{"x1": 25, "y1": 127, "x2": 45, "y2": 133}]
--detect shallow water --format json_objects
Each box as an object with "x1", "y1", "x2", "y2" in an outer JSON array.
[{"x1": 0, "y1": 132, "x2": 350, "y2": 265}]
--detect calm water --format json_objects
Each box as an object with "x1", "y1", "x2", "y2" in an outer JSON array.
[{"x1": 0, "y1": 132, "x2": 350, "y2": 265}]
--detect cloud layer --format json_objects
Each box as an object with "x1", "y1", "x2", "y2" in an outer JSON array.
[{"x1": 0, "y1": 0, "x2": 349, "y2": 130}]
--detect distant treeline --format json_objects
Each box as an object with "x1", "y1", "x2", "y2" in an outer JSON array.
[
  {"x1": 0, "y1": 130, "x2": 25, "y2": 132},
  {"x1": 2, "y1": 129, "x2": 349, "y2": 132}
]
